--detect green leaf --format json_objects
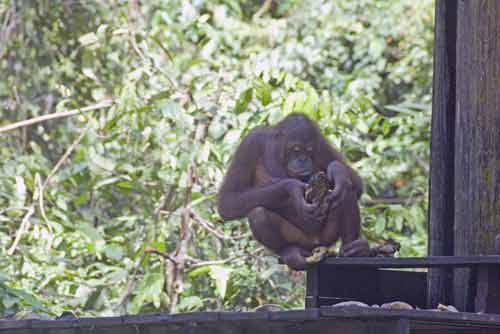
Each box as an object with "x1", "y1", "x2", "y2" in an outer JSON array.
[
  {"x1": 235, "y1": 88, "x2": 253, "y2": 113},
  {"x1": 188, "y1": 266, "x2": 211, "y2": 278},
  {"x1": 138, "y1": 273, "x2": 164, "y2": 309},
  {"x1": 78, "y1": 223, "x2": 103, "y2": 242},
  {"x1": 89, "y1": 149, "x2": 116, "y2": 173},
  {"x1": 116, "y1": 180, "x2": 134, "y2": 190},
  {"x1": 149, "y1": 90, "x2": 173, "y2": 103},
  {"x1": 107, "y1": 269, "x2": 128, "y2": 284},
  {"x1": 224, "y1": 129, "x2": 242, "y2": 146},
  {"x1": 283, "y1": 94, "x2": 296, "y2": 116},
  {"x1": 318, "y1": 92, "x2": 332, "y2": 117},
  {"x1": 197, "y1": 142, "x2": 211, "y2": 163},
  {"x1": 375, "y1": 216, "x2": 386, "y2": 235},
  {"x1": 94, "y1": 176, "x2": 121, "y2": 189},
  {"x1": 254, "y1": 80, "x2": 272, "y2": 106},
  {"x1": 13, "y1": 176, "x2": 27, "y2": 209},
  {"x1": 104, "y1": 244, "x2": 124, "y2": 261},
  {"x1": 78, "y1": 32, "x2": 98, "y2": 46},
  {"x1": 82, "y1": 68, "x2": 98, "y2": 81},
  {"x1": 303, "y1": 85, "x2": 319, "y2": 118},
  {"x1": 177, "y1": 296, "x2": 203, "y2": 312},
  {"x1": 8, "y1": 288, "x2": 43, "y2": 311},
  {"x1": 395, "y1": 215, "x2": 404, "y2": 231}
]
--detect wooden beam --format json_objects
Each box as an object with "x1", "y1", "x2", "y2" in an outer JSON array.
[
  {"x1": 5, "y1": 309, "x2": 500, "y2": 334},
  {"x1": 454, "y1": 0, "x2": 500, "y2": 312},
  {"x1": 320, "y1": 255, "x2": 500, "y2": 268},
  {"x1": 428, "y1": 0, "x2": 457, "y2": 309}
]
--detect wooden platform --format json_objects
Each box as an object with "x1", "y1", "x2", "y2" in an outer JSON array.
[
  {"x1": 319, "y1": 255, "x2": 500, "y2": 268},
  {"x1": 2, "y1": 307, "x2": 500, "y2": 333},
  {"x1": 306, "y1": 256, "x2": 500, "y2": 313}
]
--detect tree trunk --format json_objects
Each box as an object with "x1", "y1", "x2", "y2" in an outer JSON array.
[{"x1": 454, "y1": 0, "x2": 500, "y2": 311}]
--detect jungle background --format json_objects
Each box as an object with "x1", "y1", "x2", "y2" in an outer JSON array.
[{"x1": 0, "y1": 0, "x2": 434, "y2": 317}]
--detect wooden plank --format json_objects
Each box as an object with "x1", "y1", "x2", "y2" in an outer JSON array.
[
  {"x1": 394, "y1": 319, "x2": 410, "y2": 334},
  {"x1": 78, "y1": 316, "x2": 123, "y2": 327},
  {"x1": 305, "y1": 265, "x2": 319, "y2": 308},
  {"x1": 219, "y1": 311, "x2": 269, "y2": 334},
  {"x1": 122, "y1": 313, "x2": 170, "y2": 324},
  {"x1": 3, "y1": 309, "x2": 500, "y2": 333},
  {"x1": 264, "y1": 318, "x2": 409, "y2": 334},
  {"x1": 314, "y1": 268, "x2": 426, "y2": 308},
  {"x1": 29, "y1": 319, "x2": 79, "y2": 334},
  {"x1": 377, "y1": 270, "x2": 427, "y2": 308},
  {"x1": 180, "y1": 322, "x2": 236, "y2": 334},
  {"x1": 475, "y1": 265, "x2": 500, "y2": 313},
  {"x1": 218, "y1": 311, "x2": 268, "y2": 321},
  {"x1": 30, "y1": 320, "x2": 78, "y2": 328},
  {"x1": 121, "y1": 313, "x2": 176, "y2": 334},
  {"x1": 269, "y1": 309, "x2": 320, "y2": 321},
  {"x1": 411, "y1": 319, "x2": 500, "y2": 334},
  {"x1": 428, "y1": 0, "x2": 457, "y2": 310},
  {"x1": 170, "y1": 312, "x2": 222, "y2": 334},
  {"x1": 475, "y1": 265, "x2": 489, "y2": 313},
  {"x1": 170, "y1": 311, "x2": 219, "y2": 323},
  {"x1": 320, "y1": 306, "x2": 500, "y2": 326},
  {"x1": 0, "y1": 320, "x2": 32, "y2": 329},
  {"x1": 87, "y1": 328, "x2": 137, "y2": 334},
  {"x1": 0, "y1": 330, "x2": 31, "y2": 334},
  {"x1": 454, "y1": 0, "x2": 500, "y2": 312},
  {"x1": 320, "y1": 255, "x2": 500, "y2": 268}
]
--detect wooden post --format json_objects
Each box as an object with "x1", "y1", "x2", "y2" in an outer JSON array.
[
  {"x1": 428, "y1": 0, "x2": 457, "y2": 309},
  {"x1": 305, "y1": 266, "x2": 320, "y2": 308},
  {"x1": 430, "y1": 0, "x2": 500, "y2": 312},
  {"x1": 454, "y1": 0, "x2": 500, "y2": 311}
]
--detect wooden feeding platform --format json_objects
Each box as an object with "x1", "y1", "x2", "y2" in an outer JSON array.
[
  {"x1": 1, "y1": 257, "x2": 500, "y2": 333},
  {"x1": 306, "y1": 255, "x2": 500, "y2": 313},
  {"x1": 3, "y1": 307, "x2": 500, "y2": 334},
  {"x1": 2, "y1": 256, "x2": 500, "y2": 334}
]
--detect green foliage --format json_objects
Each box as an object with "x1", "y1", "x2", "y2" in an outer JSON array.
[{"x1": 0, "y1": 0, "x2": 434, "y2": 316}]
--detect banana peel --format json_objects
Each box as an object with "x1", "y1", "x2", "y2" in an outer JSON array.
[{"x1": 305, "y1": 244, "x2": 337, "y2": 264}]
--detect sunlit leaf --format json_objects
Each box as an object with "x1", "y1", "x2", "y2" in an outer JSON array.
[
  {"x1": 224, "y1": 129, "x2": 242, "y2": 146},
  {"x1": 104, "y1": 244, "x2": 124, "y2": 261},
  {"x1": 79, "y1": 223, "x2": 103, "y2": 243},
  {"x1": 78, "y1": 32, "x2": 98, "y2": 46},
  {"x1": 254, "y1": 80, "x2": 272, "y2": 106},
  {"x1": 235, "y1": 88, "x2": 253, "y2": 113},
  {"x1": 177, "y1": 296, "x2": 203, "y2": 312},
  {"x1": 209, "y1": 266, "x2": 233, "y2": 300},
  {"x1": 89, "y1": 150, "x2": 116, "y2": 173}
]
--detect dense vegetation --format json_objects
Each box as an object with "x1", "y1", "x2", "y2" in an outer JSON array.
[{"x1": 0, "y1": 0, "x2": 434, "y2": 317}]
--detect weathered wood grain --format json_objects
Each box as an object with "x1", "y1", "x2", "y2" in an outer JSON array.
[
  {"x1": 320, "y1": 255, "x2": 500, "y2": 267},
  {"x1": 2, "y1": 309, "x2": 500, "y2": 334},
  {"x1": 428, "y1": 0, "x2": 457, "y2": 309},
  {"x1": 454, "y1": 0, "x2": 500, "y2": 312}
]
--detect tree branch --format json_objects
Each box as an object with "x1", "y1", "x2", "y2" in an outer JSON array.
[
  {"x1": 0, "y1": 5, "x2": 17, "y2": 58},
  {"x1": 0, "y1": 99, "x2": 113, "y2": 134},
  {"x1": 363, "y1": 194, "x2": 424, "y2": 206},
  {"x1": 188, "y1": 247, "x2": 265, "y2": 268},
  {"x1": 7, "y1": 205, "x2": 34, "y2": 256},
  {"x1": 189, "y1": 209, "x2": 250, "y2": 241},
  {"x1": 145, "y1": 246, "x2": 178, "y2": 264},
  {"x1": 253, "y1": 0, "x2": 273, "y2": 20},
  {"x1": 7, "y1": 123, "x2": 91, "y2": 255},
  {"x1": 168, "y1": 164, "x2": 194, "y2": 312},
  {"x1": 117, "y1": 252, "x2": 147, "y2": 310},
  {"x1": 43, "y1": 126, "x2": 89, "y2": 188}
]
